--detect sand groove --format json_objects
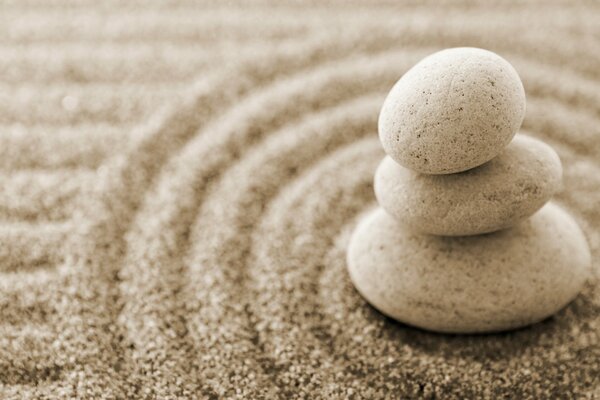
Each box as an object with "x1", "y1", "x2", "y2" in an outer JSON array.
[
  {"x1": 248, "y1": 140, "x2": 382, "y2": 396},
  {"x1": 1, "y1": 2, "x2": 599, "y2": 399},
  {"x1": 184, "y1": 101, "x2": 380, "y2": 396},
  {"x1": 0, "y1": 222, "x2": 72, "y2": 273},
  {"x1": 0, "y1": 124, "x2": 132, "y2": 170},
  {"x1": 0, "y1": 170, "x2": 93, "y2": 222}
]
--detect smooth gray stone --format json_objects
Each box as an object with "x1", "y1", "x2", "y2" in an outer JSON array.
[
  {"x1": 374, "y1": 134, "x2": 562, "y2": 236},
  {"x1": 378, "y1": 47, "x2": 526, "y2": 174},
  {"x1": 347, "y1": 203, "x2": 591, "y2": 333}
]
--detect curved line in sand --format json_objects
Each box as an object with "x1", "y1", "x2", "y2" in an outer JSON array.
[
  {"x1": 246, "y1": 138, "x2": 381, "y2": 393},
  {"x1": 185, "y1": 103, "x2": 381, "y2": 395},
  {"x1": 119, "y1": 95, "x2": 382, "y2": 395}
]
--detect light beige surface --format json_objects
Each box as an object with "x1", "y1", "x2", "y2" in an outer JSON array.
[
  {"x1": 374, "y1": 134, "x2": 563, "y2": 235},
  {"x1": 379, "y1": 47, "x2": 526, "y2": 174},
  {"x1": 1, "y1": 1, "x2": 599, "y2": 399},
  {"x1": 347, "y1": 203, "x2": 591, "y2": 333}
]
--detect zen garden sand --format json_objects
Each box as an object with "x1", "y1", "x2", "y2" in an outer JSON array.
[{"x1": 2, "y1": 2, "x2": 599, "y2": 399}]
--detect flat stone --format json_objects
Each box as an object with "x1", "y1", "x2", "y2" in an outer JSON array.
[
  {"x1": 378, "y1": 47, "x2": 526, "y2": 174},
  {"x1": 374, "y1": 134, "x2": 563, "y2": 236},
  {"x1": 346, "y1": 203, "x2": 591, "y2": 333}
]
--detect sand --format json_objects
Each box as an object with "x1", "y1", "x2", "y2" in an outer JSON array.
[{"x1": 0, "y1": 1, "x2": 599, "y2": 399}]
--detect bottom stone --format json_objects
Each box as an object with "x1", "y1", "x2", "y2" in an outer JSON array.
[{"x1": 347, "y1": 202, "x2": 591, "y2": 333}]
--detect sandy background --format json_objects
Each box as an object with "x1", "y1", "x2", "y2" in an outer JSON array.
[{"x1": 1, "y1": 0, "x2": 599, "y2": 398}]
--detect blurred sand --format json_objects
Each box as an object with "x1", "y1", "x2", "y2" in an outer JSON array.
[{"x1": 0, "y1": 1, "x2": 599, "y2": 398}]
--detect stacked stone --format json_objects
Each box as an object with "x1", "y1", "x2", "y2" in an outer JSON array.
[{"x1": 347, "y1": 48, "x2": 591, "y2": 334}]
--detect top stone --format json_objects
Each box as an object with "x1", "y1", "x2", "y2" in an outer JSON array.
[{"x1": 378, "y1": 47, "x2": 526, "y2": 174}]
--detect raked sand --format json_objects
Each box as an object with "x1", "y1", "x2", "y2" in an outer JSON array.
[{"x1": 0, "y1": 1, "x2": 599, "y2": 398}]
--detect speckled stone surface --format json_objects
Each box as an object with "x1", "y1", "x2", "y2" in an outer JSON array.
[
  {"x1": 378, "y1": 47, "x2": 526, "y2": 174},
  {"x1": 374, "y1": 134, "x2": 563, "y2": 235},
  {"x1": 347, "y1": 203, "x2": 591, "y2": 333}
]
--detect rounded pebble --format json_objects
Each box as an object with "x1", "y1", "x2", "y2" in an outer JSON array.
[
  {"x1": 378, "y1": 47, "x2": 526, "y2": 174},
  {"x1": 347, "y1": 203, "x2": 591, "y2": 333},
  {"x1": 374, "y1": 134, "x2": 563, "y2": 236}
]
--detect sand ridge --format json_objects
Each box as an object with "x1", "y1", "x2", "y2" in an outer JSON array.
[{"x1": 0, "y1": 1, "x2": 599, "y2": 399}]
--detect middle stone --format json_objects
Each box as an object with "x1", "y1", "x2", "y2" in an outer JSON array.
[{"x1": 374, "y1": 134, "x2": 562, "y2": 236}]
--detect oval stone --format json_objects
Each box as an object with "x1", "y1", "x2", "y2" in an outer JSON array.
[
  {"x1": 378, "y1": 47, "x2": 526, "y2": 174},
  {"x1": 374, "y1": 134, "x2": 562, "y2": 236},
  {"x1": 346, "y1": 203, "x2": 591, "y2": 333}
]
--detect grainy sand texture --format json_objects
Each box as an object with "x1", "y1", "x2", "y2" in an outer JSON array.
[{"x1": 1, "y1": 1, "x2": 599, "y2": 399}]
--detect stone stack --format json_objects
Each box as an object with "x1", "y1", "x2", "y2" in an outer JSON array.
[{"x1": 347, "y1": 48, "x2": 591, "y2": 333}]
